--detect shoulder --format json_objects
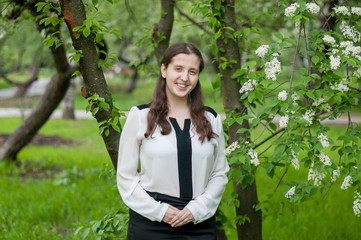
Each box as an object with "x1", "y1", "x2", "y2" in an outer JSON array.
[
  {"x1": 127, "y1": 104, "x2": 150, "y2": 119},
  {"x1": 205, "y1": 106, "x2": 218, "y2": 118},
  {"x1": 136, "y1": 103, "x2": 150, "y2": 110}
]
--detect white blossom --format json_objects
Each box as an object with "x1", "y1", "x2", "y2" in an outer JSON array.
[
  {"x1": 312, "y1": 97, "x2": 324, "y2": 107},
  {"x1": 279, "y1": 115, "x2": 289, "y2": 128},
  {"x1": 248, "y1": 149, "x2": 260, "y2": 166},
  {"x1": 340, "y1": 40, "x2": 361, "y2": 57},
  {"x1": 333, "y1": 6, "x2": 351, "y2": 16},
  {"x1": 291, "y1": 92, "x2": 299, "y2": 107},
  {"x1": 323, "y1": 35, "x2": 336, "y2": 45},
  {"x1": 317, "y1": 133, "x2": 330, "y2": 148},
  {"x1": 306, "y1": 3, "x2": 320, "y2": 14},
  {"x1": 341, "y1": 175, "x2": 352, "y2": 190},
  {"x1": 321, "y1": 103, "x2": 332, "y2": 113},
  {"x1": 239, "y1": 79, "x2": 258, "y2": 94},
  {"x1": 329, "y1": 55, "x2": 341, "y2": 70},
  {"x1": 285, "y1": 186, "x2": 296, "y2": 199},
  {"x1": 354, "y1": 67, "x2": 361, "y2": 78},
  {"x1": 340, "y1": 21, "x2": 361, "y2": 42},
  {"x1": 353, "y1": 191, "x2": 361, "y2": 217},
  {"x1": 331, "y1": 167, "x2": 341, "y2": 182},
  {"x1": 351, "y1": 7, "x2": 361, "y2": 16},
  {"x1": 319, "y1": 152, "x2": 331, "y2": 166},
  {"x1": 294, "y1": 20, "x2": 302, "y2": 32},
  {"x1": 285, "y1": 3, "x2": 299, "y2": 17},
  {"x1": 332, "y1": 48, "x2": 339, "y2": 55},
  {"x1": 331, "y1": 78, "x2": 349, "y2": 92},
  {"x1": 303, "y1": 110, "x2": 314, "y2": 125},
  {"x1": 308, "y1": 168, "x2": 326, "y2": 186},
  {"x1": 291, "y1": 92, "x2": 299, "y2": 101},
  {"x1": 225, "y1": 141, "x2": 240, "y2": 155},
  {"x1": 265, "y1": 56, "x2": 281, "y2": 81},
  {"x1": 255, "y1": 45, "x2": 269, "y2": 58},
  {"x1": 340, "y1": 41, "x2": 354, "y2": 48},
  {"x1": 278, "y1": 90, "x2": 288, "y2": 101},
  {"x1": 291, "y1": 150, "x2": 299, "y2": 170}
]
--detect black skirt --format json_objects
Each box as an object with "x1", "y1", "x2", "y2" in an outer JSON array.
[{"x1": 127, "y1": 191, "x2": 216, "y2": 240}]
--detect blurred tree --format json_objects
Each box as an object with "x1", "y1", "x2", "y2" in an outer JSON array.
[{"x1": 0, "y1": 0, "x2": 77, "y2": 161}]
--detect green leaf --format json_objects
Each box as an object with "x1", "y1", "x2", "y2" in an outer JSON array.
[
  {"x1": 274, "y1": 32, "x2": 283, "y2": 39},
  {"x1": 81, "y1": 228, "x2": 90, "y2": 239},
  {"x1": 242, "y1": 60, "x2": 257, "y2": 70},
  {"x1": 83, "y1": 27, "x2": 91, "y2": 38},
  {"x1": 35, "y1": 2, "x2": 47, "y2": 12},
  {"x1": 310, "y1": 74, "x2": 320, "y2": 79},
  {"x1": 273, "y1": 144, "x2": 286, "y2": 157},
  {"x1": 284, "y1": 38, "x2": 296, "y2": 45},
  {"x1": 312, "y1": 55, "x2": 319, "y2": 65},
  {"x1": 264, "y1": 163, "x2": 274, "y2": 173},
  {"x1": 306, "y1": 92, "x2": 315, "y2": 100}
]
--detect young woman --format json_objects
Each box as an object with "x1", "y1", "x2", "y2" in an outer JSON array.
[{"x1": 117, "y1": 42, "x2": 229, "y2": 240}]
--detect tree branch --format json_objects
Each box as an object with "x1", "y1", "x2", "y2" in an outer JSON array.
[{"x1": 176, "y1": 5, "x2": 212, "y2": 35}]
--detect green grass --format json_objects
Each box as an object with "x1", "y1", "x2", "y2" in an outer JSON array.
[
  {"x1": 0, "y1": 118, "x2": 122, "y2": 240},
  {"x1": 1, "y1": 118, "x2": 361, "y2": 239}
]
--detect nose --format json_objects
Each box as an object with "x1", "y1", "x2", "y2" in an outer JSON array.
[{"x1": 181, "y1": 71, "x2": 189, "y2": 81}]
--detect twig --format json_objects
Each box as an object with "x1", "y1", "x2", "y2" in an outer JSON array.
[
  {"x1": 254, "y1": 128, "x2": 285, "y2": 151},
  {"x1": 176, "y1": 5, "x2": 212, "y2": 35},
  {"x1": 253, "y1": 117, "x2": 275, "y2": 143},
  {"x1": 321, "y1": 182, "x2": 334, "y2": 201},
  {"x1": 274, "y1": 167, "x2": 289, "y2": 192},
  {"x1": 288, "y1": 23, "x2": 303, "y2": 95}
]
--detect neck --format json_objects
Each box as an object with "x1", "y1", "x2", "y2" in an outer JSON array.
[{"x1": 167, "y1": 96, "x2": 190, "y2": 118}]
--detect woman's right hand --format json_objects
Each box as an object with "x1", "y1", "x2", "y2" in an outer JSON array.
[{"x1": 162, "y1": 205, "x2": 180, "y2": 224}]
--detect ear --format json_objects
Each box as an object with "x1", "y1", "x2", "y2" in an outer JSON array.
[{"x1": 161, "y1": 64, "x2": 166, "y2": 78}]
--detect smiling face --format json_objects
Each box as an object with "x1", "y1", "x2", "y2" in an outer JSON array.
[{"x1": 161, "y1": 53, "x2": 201, "y2": 102}]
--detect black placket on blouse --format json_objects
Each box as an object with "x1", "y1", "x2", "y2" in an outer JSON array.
[{"x1": 169, "y1": 117, "x2": 193, "y2": 200}]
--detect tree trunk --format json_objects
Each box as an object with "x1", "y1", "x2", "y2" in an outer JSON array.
[
  {"x1": 153, "y1": 0, "x2": 174, "y2": 64},
  {"x1": 61, "y1": 78, "x2": 76, "y2": 119},
  {"x1": 213, "y1": 0, "x2": 262, "y2": 239},
  {"x1": 59, "y1": 0, "x2": 120, "y2": 170},
  {"x1": 0, "y1": 1, "x2": 76, "y2": 161},
  {"x1": 14, "y1": 53, "x2": 43, "y2": 97}
]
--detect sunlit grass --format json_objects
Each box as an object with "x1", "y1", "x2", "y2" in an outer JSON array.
[{"x1": 0, "y1": 118, "x2": 121, "y2": 240}]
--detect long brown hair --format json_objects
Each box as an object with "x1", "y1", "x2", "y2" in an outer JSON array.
[{"x1": 144, "y1": 42, "x2": 216, "y2": 142}]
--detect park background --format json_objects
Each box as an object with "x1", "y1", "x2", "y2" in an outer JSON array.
[{"x1": 1, "y1": 0, "x2": 361, "y2": 239}]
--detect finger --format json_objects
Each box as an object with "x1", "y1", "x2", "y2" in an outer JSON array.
[{"x1": 171, "y1": 214, "x2": 189, "y2": 227}]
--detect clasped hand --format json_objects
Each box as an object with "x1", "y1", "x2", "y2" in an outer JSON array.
[{"x1": 162, "y1": 205, "x2": 194, "y2": 227}]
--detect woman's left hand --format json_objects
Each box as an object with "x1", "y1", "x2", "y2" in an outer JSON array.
[{"x1": 170, "y1": 207, "x2": 194, "y2": 227}]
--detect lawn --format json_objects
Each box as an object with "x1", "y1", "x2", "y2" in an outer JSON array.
[{"x1": 1, "y1": 117, "x2": 361, "y2": 239}]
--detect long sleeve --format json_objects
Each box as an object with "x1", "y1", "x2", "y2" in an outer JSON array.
[
  {"x1": 116, "y1": 107, "x2": 169, "y2": 222},
  {"x1": 185, "y1": 114, "x2": 229, "y2": 224}
]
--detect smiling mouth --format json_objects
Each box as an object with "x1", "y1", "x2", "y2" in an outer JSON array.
[{"x1": 177, "y1": 83, "x2": 188, "y2": 88}]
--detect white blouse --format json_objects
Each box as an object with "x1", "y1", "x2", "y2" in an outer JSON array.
[{"x1": 116, "y1": 105, "x2": 229, "y2": 224}]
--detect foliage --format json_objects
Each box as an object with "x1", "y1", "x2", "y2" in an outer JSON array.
[
  {"x1": 75, "y1": 209, "x2": 129, "y2": 240},
  {"x1": 86, "y1": 93, "x2": 125, "y2": 136},
  {"x1": 220, "y1": 0, "x2": 361, "y2": 222}
]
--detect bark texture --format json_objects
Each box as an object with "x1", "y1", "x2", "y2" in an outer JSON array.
[
  {"x1": 61, "y1": 78, "x2": 76, "y2": 119},
  {"x1": 0, "y1": 1, "x2": 76, "y2": 161},
  {"x1": 59, "y1": 0, "x2": 120, "y2": 169},
  {"x1": 213, "y1": 0, "x2": 262, "y2": 239},
  {"x1": 153, "y1": 0, "x2": 174, "y2": 64}
]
